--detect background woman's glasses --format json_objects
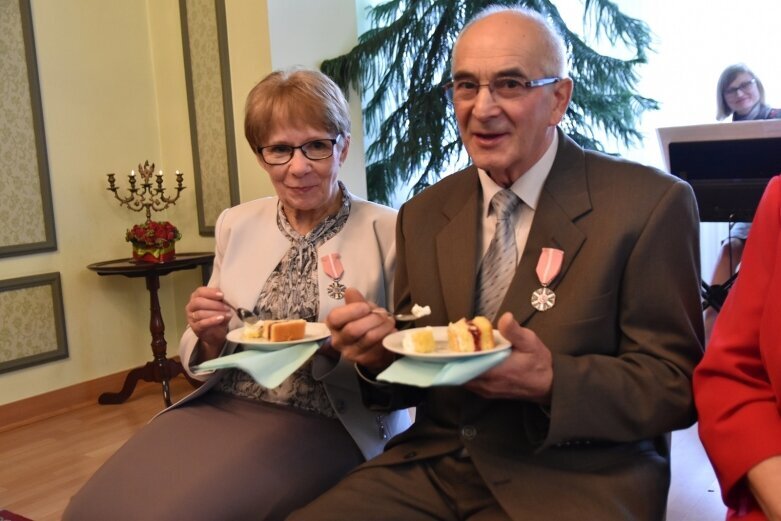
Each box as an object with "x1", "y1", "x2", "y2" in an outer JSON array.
[{"x1": 724, "y1": 78, "x2": 757, "y2": 97}]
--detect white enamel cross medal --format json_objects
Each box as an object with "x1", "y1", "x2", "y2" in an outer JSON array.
[{"x1": 530, "y1": 248, "x2": 564, "y2": 312}]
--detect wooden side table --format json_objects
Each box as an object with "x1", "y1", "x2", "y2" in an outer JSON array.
[{"x1": 87, "y1": 252, "x2": 214, "y2": 407}]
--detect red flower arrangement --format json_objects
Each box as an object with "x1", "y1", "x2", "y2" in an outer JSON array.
[
  {"x1": 126, "y1": 220, "x2": 181, "y2": 247},
  {"x1": 126, "y1": 220, "x2": 181, "y2": 263}
]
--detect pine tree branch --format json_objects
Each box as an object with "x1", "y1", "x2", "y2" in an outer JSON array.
[{"x1": 321, "y1": 0, "x2": 658, "y2": 205}]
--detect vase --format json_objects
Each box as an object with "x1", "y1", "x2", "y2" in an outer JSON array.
[{"x1": 131, "y1": 242, "x2": 176, "y2": 263}]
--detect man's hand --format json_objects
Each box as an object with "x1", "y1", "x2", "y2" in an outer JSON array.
[
  {"x1": 465, "y1": 312, "x2": 554, "y2": 404},
  {"x1": 326, "y1": 288, "x2": 397, "y2": 370}
]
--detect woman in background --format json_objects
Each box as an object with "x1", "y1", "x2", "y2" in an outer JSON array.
[
  {"x1": 716, "y1": 64, "x2": 780, "y2": 122},
  {"x1": 63, "y1": 68, "x2": 410, "y2": 521},
  {"x1": 705, "y1": 64, "x2": 781, "y2": 342},
  {"x1": 695, "y1": 175, "x2": 781, "y2": 521}
]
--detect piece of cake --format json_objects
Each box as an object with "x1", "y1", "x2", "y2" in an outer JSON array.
[
  {"x1": 243, "y1": 319, "x2": 307, "y2": 342},
  {"x1": 402, "y1": 327, "x2": 436, "y2": 353},
  {"x1": 447, "y1": 316, "x2": 495, "y2": 352}
]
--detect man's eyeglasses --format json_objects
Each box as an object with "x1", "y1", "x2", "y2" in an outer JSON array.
[
  {"x1": 724, "y1": 78, "x2": 757, "y2": 97},
  {"x1": 256, "y1": 136, "x2": 342, "y2": 165},
  {"x1": 444, "y1": 76, "x2": 561, "y2": 103}
]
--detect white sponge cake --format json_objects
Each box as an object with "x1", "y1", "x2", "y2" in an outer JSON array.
[{"x1": 243, "y1": 319, "x2": 306, "y2": 342}]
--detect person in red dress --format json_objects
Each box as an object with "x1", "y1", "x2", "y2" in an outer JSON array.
[{"x1": 695, "y1": 175, "x2": 781, "y2": 520}]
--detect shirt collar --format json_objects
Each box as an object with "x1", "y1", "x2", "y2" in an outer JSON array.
[{"x1": 477, "y1": 131, "x2": 558, "y2": 218}]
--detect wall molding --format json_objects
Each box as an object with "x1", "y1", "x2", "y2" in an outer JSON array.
[
  {"x1": 179, "y1": 0, "x2": 240, "y2": 236},
  {"x1": 0, "y1": 272, "x2": 68, "y2": 374},
  {"x1": 0, "y1": 0, "x2": 57, "y2": 257}
]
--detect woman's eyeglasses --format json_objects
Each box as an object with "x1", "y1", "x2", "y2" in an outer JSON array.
[
  {"x1": 724, "y1": 78, "x2": 757, "y2": 97},
  {"x1": 444, "y1": 76, "x2": 561, "y2": 103},
  {"x1": 257, "y1": 136, "x2": 342, "y2": 165}
]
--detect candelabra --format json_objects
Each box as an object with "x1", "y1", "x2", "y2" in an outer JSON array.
[
  {"x1": 107, "y1": 160, "x2": 186, "y2": 263},
  {"x1": 106, "y1": 160, "x2": 185, "y2": 221}
]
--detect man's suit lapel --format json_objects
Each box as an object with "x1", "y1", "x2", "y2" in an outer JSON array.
[
  {"x1": 500, "y1": 132, "x2": 592, "y2": 326},
  {"x1": 435, "y1": 169, "x2": 481, "y2": 321}
]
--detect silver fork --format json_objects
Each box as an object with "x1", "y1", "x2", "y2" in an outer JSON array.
[
  {"x1": 222, "y1": 300, "x2": 260, "y2": 325},
  {"x1": 371, "y1": 309, "x2": 424, "y2": 322}
]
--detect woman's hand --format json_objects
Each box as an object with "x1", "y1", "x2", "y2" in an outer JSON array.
[
  {"x1": 747, "y1": 455, "x2": 781, "y2": 521},
  {"x1": 326, "y1": 288, "x2": 396, "y2": 370},
  {"x1": 186, "y1": 287, "x2": 232, "y2": 362}
]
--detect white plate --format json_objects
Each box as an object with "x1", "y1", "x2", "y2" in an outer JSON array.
[
  {"x1": 382, "y1": 326, "x2": 511, "y2": 362},
  {"x1": 227, "y1": 322, "x2": 330, "y2": 350}
]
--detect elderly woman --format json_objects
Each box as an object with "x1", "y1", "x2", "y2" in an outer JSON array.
[{"x1": 63, "y1": 68, "x2": 410, "y2": 521}]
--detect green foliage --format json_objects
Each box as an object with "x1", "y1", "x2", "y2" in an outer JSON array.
[{"x1": 321, "y1": 0, "x2": 658, "y2": 204}]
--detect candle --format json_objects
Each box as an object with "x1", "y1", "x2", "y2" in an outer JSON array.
[
  {"x1": 157, "y1": 170, "x2": 163, "y2": 177},
  {"x1": 130, "y1": 170, "x2": 136, "y2": 177}
]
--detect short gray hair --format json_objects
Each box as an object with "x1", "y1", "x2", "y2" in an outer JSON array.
[{"x1": 456, "y1": 5, "x2": 569, "y2": 78}]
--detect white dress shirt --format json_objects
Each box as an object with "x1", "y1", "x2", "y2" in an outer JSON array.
[{"x1": 477, "y1": 131, "x2": 558, "y2": 264}]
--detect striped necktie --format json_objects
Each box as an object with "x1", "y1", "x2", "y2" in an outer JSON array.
[{"x1": 476, "y1": 189, "x2": 522, "y2": 320}]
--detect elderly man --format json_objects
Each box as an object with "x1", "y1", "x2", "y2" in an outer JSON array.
[{"x1": 290, "y1": 6, "x2": 703, "y2": 521}]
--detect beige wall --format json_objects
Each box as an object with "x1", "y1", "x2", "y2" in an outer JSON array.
[
  {"x1": 266, "y1": 0, "x2": 369, "y2": 197},
  {"x1": 0, "y1": 0, "x2": 273, "y2": 405}
]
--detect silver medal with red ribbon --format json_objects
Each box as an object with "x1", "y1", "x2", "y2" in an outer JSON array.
[
  {"x1": 531, "y1": 248, "x2": 563, "y2": 312},
  {"x1": 321, "y1": 253, "x2": 346, "y2": 300}
]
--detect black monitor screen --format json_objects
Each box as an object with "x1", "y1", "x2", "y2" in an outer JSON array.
[{"x1": 668, "y1": 136, "x2": 781, "y2": 222}]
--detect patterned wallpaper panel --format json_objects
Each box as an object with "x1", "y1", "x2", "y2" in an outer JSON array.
[
  {"x1": 0, "y1": 273, "x2": 68, "y2": 373},
  {"x1": 0, "y1": 0, "x2": 51, "y2": 252},
  {"x1": 182, "y1": 0, "x2": 239, "y2": 234}
]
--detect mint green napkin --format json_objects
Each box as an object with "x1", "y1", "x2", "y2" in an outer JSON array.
[
  {"x1": 376, "y1": 350, "x2": 510, "y2": 387},
  {"x1": 193, "y1": 342, "x2": 320, "y2": 389}
]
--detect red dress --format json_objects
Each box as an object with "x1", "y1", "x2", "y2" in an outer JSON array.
[{"x1": 694, "y1": 175, "x2": 781, "y2": 520}]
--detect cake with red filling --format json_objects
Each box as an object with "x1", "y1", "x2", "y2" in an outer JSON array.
[{"x1": 447, "y1": 316, "x2": 495, "y2": 352}]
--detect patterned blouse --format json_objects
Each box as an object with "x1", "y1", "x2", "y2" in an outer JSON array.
[{"x1": 216, "y1": 183, "x2": 351, "y2": 418}]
